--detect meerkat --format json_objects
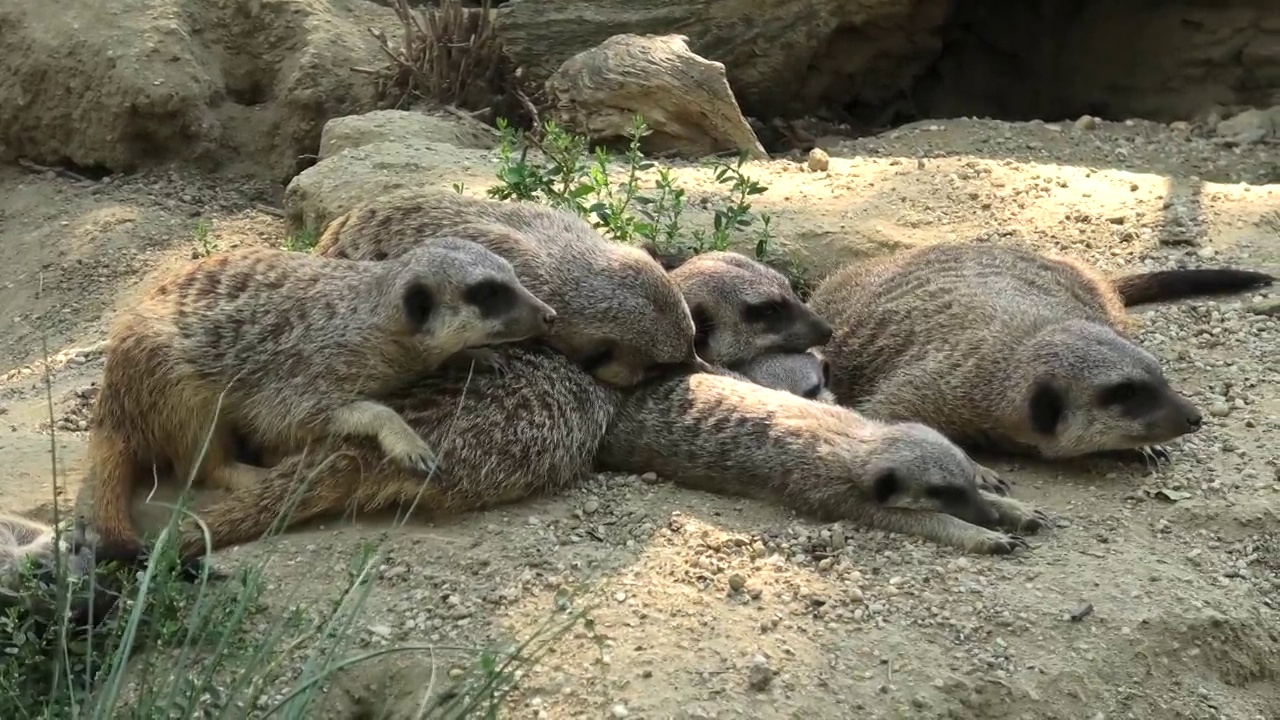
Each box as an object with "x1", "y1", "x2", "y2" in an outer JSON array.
[
  {"x1": 809, "y1": 242, "x2": 1276, "y2": 461},
  {"x1": 730, "y1": 349, "x2": 836, "y2": 403},
  {"x1": 641, "y1": 245, "x2": 833, "y2": 367},
  {"x1": 0, "y1": 514, "x2": 117, "y2": 628},
  {"x1": 168, "y1": 347, "x2": 616, "y2": 558},
  {"x1": 314, "y1": 190, "x2": 709, "y2": 387},
  {"x1": 169, "y1": 347, "x2": 1043, "y2": 561},
  {"x1": 86, "y1": 238, "x2": 558, "y2": 563},
  {"x1": 598, "y1": 371, "x2": 1047, "y2": 554}
]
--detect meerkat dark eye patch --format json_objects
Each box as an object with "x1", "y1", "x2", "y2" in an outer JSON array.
[
  {"x1": 742, "y1": 298, "x2": 789, "y2": 326},
  {"x1": 580, "y1": 345, "x2": 616, "y2": 373},
  {"x1": 462, "y1": 280, "x2": 517, "y2": 319},
  {"x1": 690, "y1": 304, "x2": 714, "y2": 357},
  {"x1": 371, "y1": 251, "x2": 388, "y2": 261},
  {"x1": 802, "y1": 383, "x2": 822, "y2": 399},
  {"x1": 871, "y1": 469, "x2": 903, "y2": 505},
  {"x1": 1028, "y1": 381, "x2": 1065, "y2": 435},
  {"x1": 1098, "y1": 380, "x2": 1161, "y2": 419},
  {"x1": 401, "y1": 281, "x2": 435, "y2": 330}
]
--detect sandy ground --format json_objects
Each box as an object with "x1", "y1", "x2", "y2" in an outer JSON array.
[{"x1": 0, "y1": 117, "x2": 1277, "y2": 718}]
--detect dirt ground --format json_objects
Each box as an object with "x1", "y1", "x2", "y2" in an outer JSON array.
[{"x1": 1, "y1": 117, "x2": 1277, "y2": 718}]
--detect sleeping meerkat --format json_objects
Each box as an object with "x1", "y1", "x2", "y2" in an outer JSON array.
[
  {"x1": 0, "y1": 514, "x2": 117, "y2": 628},
  {"x1": 86, "y1": 238, "x2": 557, "y2": 563},
  {"x1": 809, "y1": 242, "x2": 1275, "y2": 463},
  {"x1": 597, "y1": 371, "x2": 1047, "y2": 554},
  {"x1": 731, "y1": 349, "x2": 836, "y2": 403},
  {"x1": 315, "y1": 190, "x2": 709, "y2": 388},
  {"x1": 642, "y1": 245, "x2": 833, "y2": 367}
]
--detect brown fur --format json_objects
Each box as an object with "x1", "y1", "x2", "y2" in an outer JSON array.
[
  {"x1": 641, "y1": 247, "x2": 832, "y2": 366},
  {"x1": 597, "y1": 372, "x2": 1046, "y2": 554},
  {"x1": 86, "y1": 238, "x2": 555, "y2": 561},
  {"x1": 315, "y1": 190, "x2": 706, "y2": 387},
  {"x1": 174, "y1": 354, "x2": 1045, "y2": 560},
  {"x1": 809, "y1": 243, "x2": 1216, "y2": 461},
  {"x1": 173, "y1": 348, "x2": 614, "y2": 557}
]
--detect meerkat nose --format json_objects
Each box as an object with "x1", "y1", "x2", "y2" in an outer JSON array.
[
  {"x1": 812, "y1": 317, "x2": 833, "y2": 345},
  {"x1": 1185, "y1": 409, "x2": 1203, "y2": 431},
  {"x1": 541, "y1": 309, "x2": 557, "y2": 327}
]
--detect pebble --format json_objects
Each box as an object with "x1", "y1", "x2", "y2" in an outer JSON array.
[
  {"x1": 807, "y1": 147, "x2": 830, "y2": 172},
  {"x1": 747, "y1": 655, "x2": 774, "y2": 690},
  {"x1": 611, "y1": 703, "x2": 630, "y2": 718},
  {"x1": 1209, "y1": 402, "x2": 1231, "y2": 418},
  {"x1": 728, "y1": 573, "x2": 746, "y2": 593}
]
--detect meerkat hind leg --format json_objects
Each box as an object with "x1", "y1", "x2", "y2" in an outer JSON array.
[{"x1": 329, "y1": 400, "x2": 439, "y2": 475}]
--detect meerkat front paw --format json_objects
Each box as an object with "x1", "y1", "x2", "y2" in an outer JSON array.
[
  {"x1": 980, "y1": 492, "x2": 1051, "y2": 535},
  {"x1": 970, "y1": 529, "x2": 1030, "y2": 555},
  {"x1": 380, "y1": 429, "x2": 440, "y2": 476},
  {"x1": 974, "y1": 463, "x2": 1010, "y2": 495}
]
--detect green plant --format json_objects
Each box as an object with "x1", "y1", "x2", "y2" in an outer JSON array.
[
  {"x1": 282, "y1": 228, "x2": 318, "y2": 253},
  {"x1": 487, "y1": 114, "x2": 777, "y2": 263},
  {"x1": 192, "y1": 220, "x2": 215, "y2": 257}
]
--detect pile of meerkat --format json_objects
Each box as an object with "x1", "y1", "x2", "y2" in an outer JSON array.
[
  {"x1": 810, "y1": 242, "x2": 1275, "y2": 462},
  {"x1": 316, "y1": 190, "x2": 708, "y2": 387},
  {"x1": 84, "y1": 236, "x2": 557, "y2": 565}
]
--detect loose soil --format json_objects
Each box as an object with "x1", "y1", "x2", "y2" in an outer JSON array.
[{"x1": 0, "y1": 117, "x2": 1277, "y2": 719}]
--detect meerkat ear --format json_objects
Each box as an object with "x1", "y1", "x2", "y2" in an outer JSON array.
[
  {"x1": 871, "y1": 469, "x2": 903, "y2": 505},
  {"x1": 401, "y1": 281, "x2": 435, "y2": 331},
  {"x1": 690, "y1": 304, "x2": 714, "y2": 358},
  {"x1": 819, "y1": 357, "x2": 832, "y2": 387},
  {"x1": 1028, "y1": 380, "x2": 1066, "y2": 435}
]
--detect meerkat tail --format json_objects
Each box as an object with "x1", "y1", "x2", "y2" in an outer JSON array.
[
  {"x1": 328, "y1": 400, "x2": 440, "y2": 476},
  {"x1": 1112, "y1": 268, "x2": 1275, "y2": 307}
]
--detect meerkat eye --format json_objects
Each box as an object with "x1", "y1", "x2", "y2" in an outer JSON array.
[
  {"x1": 1099, "y1": 381, "x2": 1139, "y2": 406},
  {"x1": 463, "y1": 280, "x2": 517, "y2": 319},
  {"x1": 742, "y1": 299, "x2": 788, "y2": 324},
  {"x1": 580, "y1": 345, "x2": 616, "y2": 373}
]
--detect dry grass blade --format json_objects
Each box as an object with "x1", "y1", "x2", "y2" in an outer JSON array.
[{"x1": 357, "y1": 0, "x2": 535, "y2": 125}]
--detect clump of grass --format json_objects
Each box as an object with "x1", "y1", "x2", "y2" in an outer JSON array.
[
  {"x1": 282, "y1": 228, "x2": 318, "y2": 253},
  {"x1": 4, "y1": 355, "x2": 589, "y2": 717},
  {"x1": 487, "y1": 114, "x2": 777, "y2": 263},
  {"x1": 192, "y1": 220, "x2": 215, "y2": 257}
]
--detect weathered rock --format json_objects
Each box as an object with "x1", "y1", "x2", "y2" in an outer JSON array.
[
  {"x1": 1214, "y1": 106, "x2": 1280, "y2": 146},
  {"x1": 319, "y1": 109, "x2": 499, "y2": 160},
  {"x1": 0, "y1": 0, "x2": 397, "y2": 181},
  {"x1": 546, "y1": 34, "x2": 766, "y2": 160},
  {"x1": 284, "y1": 139, "x2": 498, "y2": 232}
]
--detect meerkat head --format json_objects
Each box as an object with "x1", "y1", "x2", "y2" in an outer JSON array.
[
  {"x1": 1015, "y1": 320, "x2": 1203, "y2": 458},
  {"x1": 391, "y1": 237, "x2": 559, "y2": 355},
  {"x1": 653, "y1": 250, "x2": 832, "y2": 367},
  {"x1": 732, "y1": 349, "x2": 835, "y2": 403},
  {"x1": 559, "y1": 243, "x2": 707, "y2": 388},
  {"x1": 862, "y1": 423, "x2": 1000, "y2": 529}
]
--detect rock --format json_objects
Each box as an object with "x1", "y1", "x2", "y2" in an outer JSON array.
[
  {"x1": 1075, "y1": 115, "x2": 1099, "y2": 131},
  {"x1": 746, "y1": 654, "x2": 774, "y2": 690},
  {"x1": 0, "y1": 0, "x2": 398, "y2": 182},
  {"x1": 1214, "y1": 107, "x2": 1280, "y2": 146},
  {"x1": 728, "y1": 573, "x2": 746, "y2": 593},
  {"x1": 283, "y1": 140, "x2": 498, "y2": 233},
  {"x1": 1247, "y1": 300, "x2": 1280, "y2": 318},
  {"x1": 319, "y1": 110, "x2": 499, "y2": 160},
  {"x1": 546, "y1": 34, "x2": 766, "y2": 160},
  {"x1": 807, "y1": 147, "x2": 830, "y2": 171},
  {"x1": 1209, "y1": 402, "x2": 1231, "y2": 418}
]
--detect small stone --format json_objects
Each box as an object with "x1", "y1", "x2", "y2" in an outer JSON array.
[
  {"x1": 807, "y1": 147, "x2": 830, "y2": 172},
  {"x1": 1209, "y1": 402, "x2": 1231, "y2": 418},
  {"x1": 747, "y1": 655, "x2": 774, "y2": 690},
  {"x1": 611, "y1": 703, "x2": 630, "y2": 718},
  {"x1": 1074, "y1": 115, "x2": 1098, "y2": 131},
  {"x1": 582, "y1": 499, "x2": 600, "y2": 515},
  {"x1": 728, "y1": 573, "x2": 746, "y2": 593},
  {"x1": 640, "y1": 471, "x2": 661, "y2": 484}
]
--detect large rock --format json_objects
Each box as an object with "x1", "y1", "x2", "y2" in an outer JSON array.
[
  {"x1": 0, "y1": 0, "x2": 398, "y2": 181},
  {"x1": 284, "y1": 138, "x2": 500, "y2": 233},
  {"x1": 318, "y1": 109, "x2": 500, "y2": 160},
  {"x1": 546, "y1": 34, "x2": 766, "y2": 160}
]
